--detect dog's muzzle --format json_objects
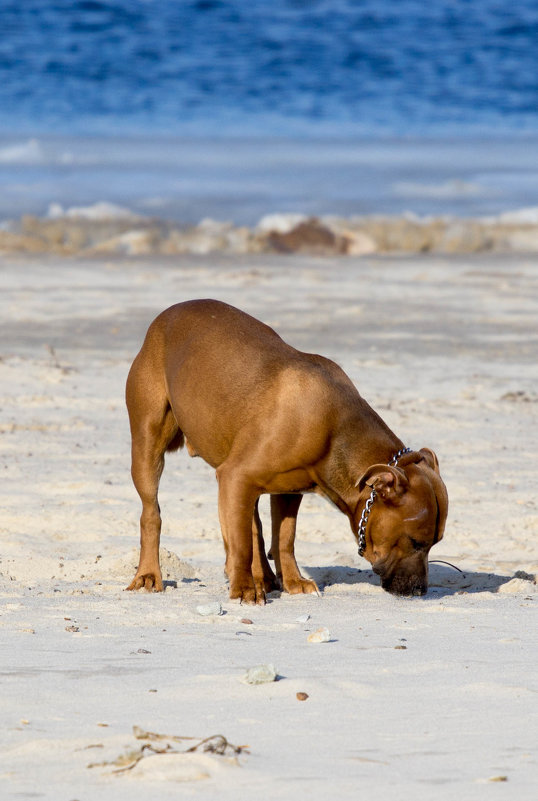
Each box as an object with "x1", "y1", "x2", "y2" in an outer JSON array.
[
  {"x1": 373, "y1": 558, "x2": 428, "y2": 597},
  {"x1": 380, "y1": 573, "x2": 428, "y2": 597}
]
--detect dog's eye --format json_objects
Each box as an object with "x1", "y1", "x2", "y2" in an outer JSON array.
[{"x1": 410, "y1": 537, "x2": 427, "y2": 552}]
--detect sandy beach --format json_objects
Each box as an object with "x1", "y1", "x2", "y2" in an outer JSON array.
[{"x1": 1, "y1": 249, "x2": 537, "y2": 799}]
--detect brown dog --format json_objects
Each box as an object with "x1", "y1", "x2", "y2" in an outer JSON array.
[{"x1": 126, "y1": 299, "x2": 448, "y2": 602}]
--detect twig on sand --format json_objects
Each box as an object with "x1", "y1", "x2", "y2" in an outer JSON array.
[
  {"x1": 45, "y1": 344, "x2": 75, "y2": 374},
  {"x1": 185, "y1": 734, "x2": 246, "y2": 756},
  {"x1": 132, "y1": 725, "x2": 197, "y2": 743}
]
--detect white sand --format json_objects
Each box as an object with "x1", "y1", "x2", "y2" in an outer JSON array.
[{"x1": 0, "y1": 251, "x2": 537, "y2": 799}]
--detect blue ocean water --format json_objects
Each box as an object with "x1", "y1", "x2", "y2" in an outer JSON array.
[
  {"x1": 1, "y1": 0, "x2": 538, "y2": 138},
  {"x1": 1, "y1": 1, "x2": 538, "y2": 222}
]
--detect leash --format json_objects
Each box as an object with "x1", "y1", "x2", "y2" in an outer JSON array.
[{"x1": 357, "y1": 447, "x2": 413, "y2": 557}]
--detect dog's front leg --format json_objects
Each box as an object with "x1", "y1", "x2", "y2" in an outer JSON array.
[
  {"x1": 251, "y1": 499, "x2": 278, "y2": 597},
  {"x1": 217, "y1": 466, "x2": 262, "y2": 604},
  {"x1": 270, "y1": 494, "x2": 319, "y2": 595}
]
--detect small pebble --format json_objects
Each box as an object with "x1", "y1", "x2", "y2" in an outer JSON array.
[
  {"x1": 307, "y1": 627, "x2": 330, "y2": 643},
  {"x1": 196, "y1": 601, "x2": 223, "y2": 616},
  {"x1": 242, "y1": 664, "x2": 277, "y2": 685},
  {"x1": 240, "y1": 618, "x2": 253, "y2": 625},
  {"x1": 296, "y1": 692, "x2": 309, "y2": 701},
  {"x1": 296, "y1": 614, "x2": 311, "y2": 624},
  {"x1": 394, "y1": 645, "x2": 407, "y2": 650}
]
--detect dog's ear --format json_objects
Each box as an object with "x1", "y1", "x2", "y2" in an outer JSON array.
[
  {"x1": 417, "y1": 448, "x2": 448, "y2": 541},
  {"x1": 355, "y1": 464, "x2": 409, "y2": 504},
  {"x1": 418, "y1": 447, "x2": 440, "y2": 474}
]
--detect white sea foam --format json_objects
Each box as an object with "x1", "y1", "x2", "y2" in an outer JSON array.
[
  {"x1": 0, "y1": 138, "x2": 45, "y2": 164},
  {"x1": 47, "y1": 201, "x2": 141, "y2": 221},
  {"x1": 393, "y1": 179, "x2": 488, "y2": 199},
  {"x1": 256, "y1": 213, "x2": 308, "y2": 233},
  {"x1": 492, "y1": 206, "x2": 538, "y2": 224},
  {"x1": 1, "y1": 134, "x2": 538, "y2": 224}
]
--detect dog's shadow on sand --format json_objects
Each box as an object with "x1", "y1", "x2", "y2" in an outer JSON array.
[{"x1": 302, "y1": 563, "x2": 525, "y2": 599}]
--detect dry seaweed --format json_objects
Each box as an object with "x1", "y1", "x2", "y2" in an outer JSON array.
[{"x1": 88, "y1": 726, "x2": 249, "y2": 774}]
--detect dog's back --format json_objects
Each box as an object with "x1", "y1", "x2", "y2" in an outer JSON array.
[{"x1": 130, "y1": 299, "x2": 357, "y2": 468}]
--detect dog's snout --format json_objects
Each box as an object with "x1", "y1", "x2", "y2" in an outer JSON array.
[
  {"x1": 382, "y1": 573, "x2": 428, "y2": 597},
  {"x1": 373, "y1": 555, "x2": 428, "y2": 596},
  {"x1": 409, "y1": 579, "x2": 428, "y2": 597},
  {"x1": 372, "y1": 561, "x2": 385, "y2": 578}
]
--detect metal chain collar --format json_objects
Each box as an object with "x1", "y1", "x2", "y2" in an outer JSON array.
[{"x1": 357, "y1": 447, "x2": 413, "y2": 557}]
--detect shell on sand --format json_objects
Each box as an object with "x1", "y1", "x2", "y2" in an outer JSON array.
[{"x1": 307, "y1": 627, "x2": 331, "y2": 643}]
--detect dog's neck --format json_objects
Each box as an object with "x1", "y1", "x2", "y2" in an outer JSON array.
[{"x1": 312, "y1": 425, "x2": 405, "y2": 527}]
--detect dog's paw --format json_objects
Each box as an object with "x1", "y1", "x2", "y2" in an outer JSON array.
[
  {"x1": 229, "y1": 581, "x2": 265, "y2": 605},
  {"x1": 284, "y1": 577, "x2": 319, "y2": 596},
  {"x1": 261, "y1": 571, "x2": 279, "y2": 595},
  {"x1": 126, "y1": 572, "x2": 164, "y2": 592}
]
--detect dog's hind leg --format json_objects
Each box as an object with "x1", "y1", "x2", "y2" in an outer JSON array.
[
  {"x1": 270, "y1": 494, "x2": 319, "y2": 595},
  {"x1": 126, "y1": 359, "x2": 182, "y2": 592}
]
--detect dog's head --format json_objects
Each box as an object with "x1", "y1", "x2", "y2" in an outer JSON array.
[{"x1": 355, "y1": 448, "x2": 448, "y2": 596}]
